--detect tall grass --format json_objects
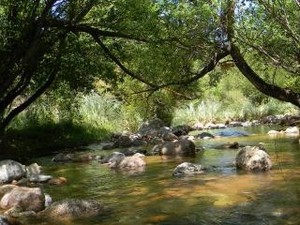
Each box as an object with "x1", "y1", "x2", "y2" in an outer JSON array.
[
  {"x1": 6, "y1": 92, "x2": 142, "y2": 156},
  {"x1": 172, "y1": 97, "x2": 299, "y2": 126}
]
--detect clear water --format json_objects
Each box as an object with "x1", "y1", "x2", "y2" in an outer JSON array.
[{"x1": 23, "y1": 126, "x2": 300, "y2": 224}]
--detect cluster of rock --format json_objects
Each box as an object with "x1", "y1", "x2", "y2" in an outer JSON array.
[
  {"x1": 172, "y1": 145, "x2": 272, "y2": 177},
  {"x1": 102, "y1": 119, "x2": 192, "y2": 150},
  {"x1": 260, "y1": 114, "x2": 300, "y2": 126},
  {"x1": 0, "y1": 160, "x2": 103, "y2": 224},
  {"x1": 268, "y1": 126, "x2": 300, "y2": 136},
  {"x1": 0, "y1": 160, "x2": 57, "y2": 184},
  {"x1": 2, "y1": 118, "x2": 296, "y2": 224}
]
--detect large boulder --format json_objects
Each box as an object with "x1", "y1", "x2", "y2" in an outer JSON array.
[
  {"x1": 0, "y1": 186, "x2": 45, "y2": 213},
  {"x1": 151, "y1": 139, "x2": 196, "y2": 156},
  {"x1": 173, "y1": 162, "x2": 204, "y2": 177},
  {"x1": 38, "y1": 199, "x2": 103, "y2": 220},
  {"x1": 0, "y1": 160, "x2": 26, "y2": 184},
  {"x1": 235, "y1": 146, "x2": 272, "y2": 172}
]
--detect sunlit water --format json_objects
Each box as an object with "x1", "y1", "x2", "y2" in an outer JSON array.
[{"x1": 24, "y1": 126, "x2": 300, "y2": 225}]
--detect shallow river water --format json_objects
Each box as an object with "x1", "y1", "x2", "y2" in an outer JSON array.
[{"x1": 26, "y1": 125, "x2": 300, "y2": 225}]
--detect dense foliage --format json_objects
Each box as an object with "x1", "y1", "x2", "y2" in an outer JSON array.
[{"x1": 0, "y1": 0, "x2": 299, "y2": 148}]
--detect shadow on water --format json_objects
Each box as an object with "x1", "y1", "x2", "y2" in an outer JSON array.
[{"x1": 23, "y1": 126, "x2": 300, "y2": 225}]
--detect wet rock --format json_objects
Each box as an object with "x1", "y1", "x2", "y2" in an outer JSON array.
[
  {"x1": 0, "y1": 186, "x2": 45, "y2": 213},
  {"x1": 151, "y1": 139, "x2": 196, "y2": 156},
  {"x1": 118, "y1": 153, "x2": 146, "y2": 170},
  {"x1": 121, "y1": 148, "x2": 147, "y2": 156},
  {"x1": 216, "y1": 129, "x2": 249, "y2": 137},
  {"x1": 38, "y1": 199, "x2": 103, "y2": 220},
  {"x1": 0, "y1": 160, "x2": 26, "y2": 184},
  {"x1": 215, "y1": 142, "x2": 240, "y2": 149},
  {"x1": 101, "y1": 152, "x2": 126, "y2": 168},
  {"x1": 47, "y1": 177, "x2": 68, "y2": 185},
  {"x1": 285, "y1": 126, "x2": 299, "y2": 135},
  {"x1": 28, "y1": 175, "x2": 53, "y2": 183},
  {"x1": 267, "y1": 130, "x2": 284, "y2": 135},
  {"x1": 235, "y1": 146, "x2": 272, "y2": 172},
  {"x1": 195, "y1": 132, "x2": 215, "y2": 139},
  {"x1": 173, "y1": 162, "x2": 205, "y2": 177},
  {"x1": 44, "y1": 194, "x2": 52, "y2": 207},
  {"x1": 26, "y1": 163, "x2": 42, "y2": 177}
]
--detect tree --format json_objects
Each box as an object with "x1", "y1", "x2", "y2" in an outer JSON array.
[{"x1": 0, "y1": 0, "x2": 299, "y2": 136}]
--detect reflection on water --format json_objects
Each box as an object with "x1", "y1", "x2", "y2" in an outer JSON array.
[{"x1": 27, "y1": 126, "x2": 300, "y2": 225}]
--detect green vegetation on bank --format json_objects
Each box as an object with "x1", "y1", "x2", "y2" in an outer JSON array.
[
  {"x1": 0, "y1": 1, "x2": 299, "y2": 159},
  {"x1": 3, "y1": 70, "x2": 298, "y2": 160}
]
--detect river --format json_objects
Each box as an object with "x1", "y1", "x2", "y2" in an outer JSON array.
[{"x1": 25, "y1": 125, "x2": 300, "y2": 225}]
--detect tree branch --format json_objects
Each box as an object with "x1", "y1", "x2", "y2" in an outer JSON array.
[
  {"x1": 91, "y1": 34, "x2": 158, "y2": 88},
  {"x1": 230, "y1": 43, "x2": 300, "y2": 107}
]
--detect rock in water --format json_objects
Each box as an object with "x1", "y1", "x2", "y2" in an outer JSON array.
[
  {"x1": 0, "y1": 160, "x2": 26, "y2": 184},
  {"x1": 235, "y1": 146, "x2": 272, "y2": 172}
]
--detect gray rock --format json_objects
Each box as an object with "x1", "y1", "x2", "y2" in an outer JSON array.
[
  {"x1": 0, "y1": 160, "x2": 26, "y2": 184},
  {"x1": 173, "y1": 162, "x2": 204, "y2": 177},
  {"x1": 101, "y1": 152, "x2": 126, "y2": 168},
  {"x1": 216, "y1": 129, "x2": 249, "y2": 137},
  {"x1": 26, "y1": 163, "x2": 42, "y2": 177},
  {"x1": 152, "y1": 139, "x2": 196, "y2": 156},
  {"x1": 28, "y1": 175, "x2": 53, "y2": 183},
  {"x1": 118, "y1": 153, "x2": 146, "y2": 170},
  {"x1": 38, "y1": 199, "x2": 103, "y2": 219},
  {"x1": 235, "y1": 146, "x2": 272, "y2": 172}
]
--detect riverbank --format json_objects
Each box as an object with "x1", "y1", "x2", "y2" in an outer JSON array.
[{"x1": 1, "y1": 114, "x2": 299, "y2": 162}]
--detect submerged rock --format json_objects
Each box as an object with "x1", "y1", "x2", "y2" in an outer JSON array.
[
  {"x1": 235, "y1": 146, "x2": 272, "y2": 172},
  {"x1": 195, "y1": 132, "x2": 215, "y2": 139},
  {"x1": 216, "y1": 129, "x2": 249, "y2": 137},
  {"x1": 38, "y1": 199, "x2": 103, "y2": 220},
  {"x1": 173, "y1": 162, "x2": 205, "y2": 177}
]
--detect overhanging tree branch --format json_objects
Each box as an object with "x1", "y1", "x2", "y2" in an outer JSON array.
[{"x1": 230, "y1": 43, "x2": 300, "y2": 107}]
